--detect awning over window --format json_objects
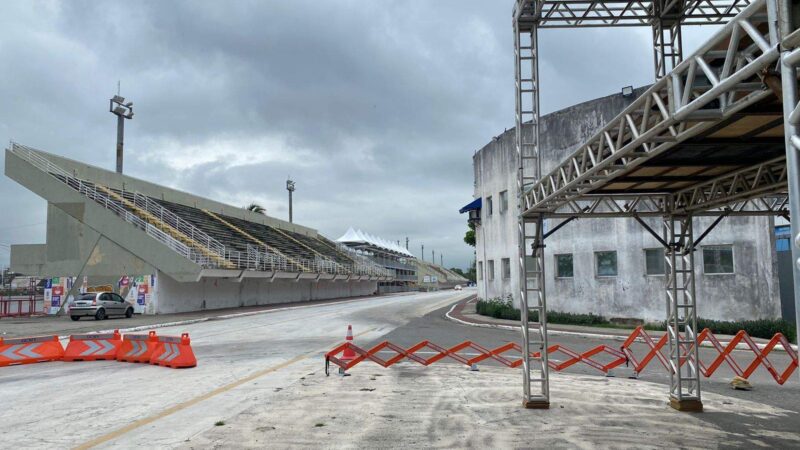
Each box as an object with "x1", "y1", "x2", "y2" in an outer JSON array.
[{"x1": 459, "y1": 197, "x2": 482, "y2": 214}]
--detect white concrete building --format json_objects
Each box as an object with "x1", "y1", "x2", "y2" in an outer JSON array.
[{"x1": 466, "y1": 90, "x2": 784, "y2": 322}]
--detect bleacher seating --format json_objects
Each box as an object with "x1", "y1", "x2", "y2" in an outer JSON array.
[{"x1": 50, "y1": 172, "x2": 377, "y2": 275}]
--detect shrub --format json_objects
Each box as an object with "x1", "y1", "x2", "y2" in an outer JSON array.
[
  {"x1": 476, "y1": 297, "x2": 519, "y2": 321},
  {"x1": 650, "y1": 318, "x2": 796, "y2": 343},
  {"x1": 475, "y1": 299, "x2": 796, "y2": 343}
]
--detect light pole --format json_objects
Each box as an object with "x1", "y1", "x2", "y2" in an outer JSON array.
[
  {"x1": 286, "y1": 179, "x2": 296, "y2": 223},
  {"x1": 109, "y1": 94, "x2": 134, "y2": 174}
]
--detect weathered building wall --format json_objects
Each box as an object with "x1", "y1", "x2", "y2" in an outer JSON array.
[{"x1": 472, "y1": 89, "x2": 781, "y2": 322}]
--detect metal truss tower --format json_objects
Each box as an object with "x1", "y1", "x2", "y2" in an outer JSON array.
[{"x1": 513, "y1": 0, "x2": 799, "y2": 410}]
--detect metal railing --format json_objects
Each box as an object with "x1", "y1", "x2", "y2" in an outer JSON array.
[
  {"x1": 131, "y1": 192, "x2": 226, "y2": 259},
  {"x1": 10, "y1": 143, "x2": 393, "y2": 277},
  {"x1": 10, "y1": 143, "x2": 204, "y2": 265}
]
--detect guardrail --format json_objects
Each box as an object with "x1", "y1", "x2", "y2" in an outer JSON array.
[
  {"x1": 10, "y1": 144, "x2": 209, "y2": 266},
  {"x1": 0, "y1": 297, "x2": 43, "y2": 318}
]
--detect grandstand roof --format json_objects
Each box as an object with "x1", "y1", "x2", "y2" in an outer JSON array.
[{"x1": 336, "y1": 227, "x2": 414, "y2": 257}]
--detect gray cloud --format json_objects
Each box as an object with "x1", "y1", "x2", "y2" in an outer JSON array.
[{"x1": 0, "y1": 1, "x2": 720, "y2": 270}]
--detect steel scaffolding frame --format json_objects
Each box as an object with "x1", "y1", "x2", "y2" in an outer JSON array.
[
  {"x1": 663, "y1": 215, "x2": 701, "y2": 408},
  {"x1": 780, "y1": 2, "x2": 800, "y2": 369},
  {"x1": 513, "y1": 0, "x2": 797, "y2": 410}
]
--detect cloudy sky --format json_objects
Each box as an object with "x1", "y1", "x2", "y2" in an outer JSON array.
[{"x1": 0, "y1": 1, "x2": 721, "y2": 270}]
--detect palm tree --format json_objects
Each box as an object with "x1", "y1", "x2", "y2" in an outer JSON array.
[{"x1": 244, "y1": 202, "x2": 266, "y2": 214}]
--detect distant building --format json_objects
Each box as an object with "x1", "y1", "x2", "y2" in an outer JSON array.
[
  {"x1": 464, "y1": 89, "x2": 786, "y2": 323},
  {"x1": 337, "y1": 228, "x2": 417, "y2": 293},
  {"x1": 336, "y1": 228, "x2": 468, "y2": 293}
]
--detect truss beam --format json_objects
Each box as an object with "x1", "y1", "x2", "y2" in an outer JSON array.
[
  {"x1": 522, "y1": 0, "x2": 781, "y2": 217},
  {"x1": 664, "y1": 215, "x2": 703, "y2": 411},
  {"x1": 518, "y1": 1, "x2": 753, "y2": 29},
  {"x1": 515, "y1": 8, "x2": 550, "y2": 408},
  {"x1": 778, "y1": 0, "x2": 800, "y2": 381}
]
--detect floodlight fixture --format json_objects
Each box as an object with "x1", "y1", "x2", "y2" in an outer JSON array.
[
  {"x1": 621, "y1": 85, "x2": 635, "y2": 97},
  {"x1": 110, "y1": 92, "x2": 134, "y2": 173}
]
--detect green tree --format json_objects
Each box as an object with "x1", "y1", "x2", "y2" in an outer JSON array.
[
  {"x1": 244, "y1": 203, "x2": 266, "y2": 214},
  {"x1": 464, "y1": 222, "x2": 476, "y2": 247},
  {"x1": 449, "y1": 267, "x2": 466, "y2": 277}
]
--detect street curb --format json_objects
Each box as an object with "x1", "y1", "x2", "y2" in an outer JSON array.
[{"x1": 444, "y1": 302, "x2": 799, "y2": 353}]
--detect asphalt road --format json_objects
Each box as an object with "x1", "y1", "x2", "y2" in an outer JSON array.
[
  {"x1": 1, "y1": 288, "x2": 797, "y2": 449},
  {"x1": 0, "y1": 289, "x2": 472, "y2": 449}
]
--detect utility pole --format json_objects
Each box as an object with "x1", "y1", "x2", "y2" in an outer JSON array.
[
  {"x1": 421, "y1": 244, "x2": 424, "y2": 261},
  {"x1": 432, "y1": 250, "x2": 435, "y2": 264},
  {"x1": 109, "y1": 89, "x2": 134, "y2": 174},
  {"x1": 440, "y1": 254, "x2": 443, "y2": 267},
  {"x1": 286, "y1": 178, "x2": 296, "y2": 223},
  {"x1": 405, "y1": 237, "x2": 409, "y2": 250}
]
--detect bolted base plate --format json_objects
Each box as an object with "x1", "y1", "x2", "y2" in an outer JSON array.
[
  {"x1": 523, "y1": 399, "x2": 550, "y2": 409},
  {"x1": 669, "y1": 398, "x2": 703, "y2": 412}
]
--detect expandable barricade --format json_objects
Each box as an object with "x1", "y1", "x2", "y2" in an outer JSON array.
[
  {"x1": 150, "y1": 333, "x2": 196, "y2": 369},
  {"x1": 63, "y1": 330, "x2": 122, "y2": 362},
  {"x1": 0, "y1": 335, "x2": 64, "y2": 367},
  {"x1": 117, "y1": 331, "x2": 158, "y2": 363}
]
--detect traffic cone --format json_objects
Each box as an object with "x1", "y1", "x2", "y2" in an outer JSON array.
[{"x1": 341, "y1": 325, "x2": 356, "y2": 362}]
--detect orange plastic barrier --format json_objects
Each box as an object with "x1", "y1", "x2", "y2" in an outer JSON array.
[
  {"x1": 117, "y1": 331, "x2": 158, "y2": 363},
  {"x1": 150, "y1": 333, "x2": 196, "y2": 369},
  {"x1": 63, "y1": 330, "x2": 122, "y2": 362},
  {"x1": 326, "y1": 327, "x2": 799, "y2": 384},
  {"x1": 0, "y1": 335, "x2": 64, "y2": 367}
]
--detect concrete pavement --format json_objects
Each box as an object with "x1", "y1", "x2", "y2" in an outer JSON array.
[
  {"x1": 2, "y1": 287, "x2": 799, "y2": 448},
  {"x1": 0, "y1": 292, "x2": 416, "y2": 338},
  {"x1": 0, "y1": 289, "x2": 472, "y2": 449},
  {"x1": 185, "y1": 365, "x2": 799, "y2": 449}
]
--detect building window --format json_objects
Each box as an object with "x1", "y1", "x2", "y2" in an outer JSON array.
[
  {"x1": 555, "y1": 254, "x2": 573, "y2": 278},
  {"x1": 703, "y1": 245, "x2": 734, "y2": 274},
  {"x1": 502, "y1": 258, "x2": 511, "y2": 279},
  {"x1": 595, "y1": 251, "x2": 618, "y2": 277},
  {"x1": 485, "y1": 196, "x2": 493, "y2": 217},
  {"x1": 499, "y1": 190, "x2": 508, "y2": 214},
  {"x1": 488, "y1": 260, "x2": 495, "y2": 281},
  {"x1": 644, "y1": 248, "x2": 666, "y2": 275},
  {"x1": 478, "y1": 261, "x2": 483, "y2": 280}
]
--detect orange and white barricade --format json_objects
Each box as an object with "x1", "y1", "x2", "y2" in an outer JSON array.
[
  {"x1": 63, "y1": 330, "x2": 122, "y2": 362},
  {"x1": 150, "y1": 333, "x2": 196, "y2": 369},
  {"x1": 0, "y1": 335, "x2": 64, "y2": 367},
  {"x1": 117, "y1": 331, "x2": 158, "y2": 363}
]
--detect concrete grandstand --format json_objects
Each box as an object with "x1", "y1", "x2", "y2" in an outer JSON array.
[
  {"x1": 5, "y1": 143, "x2": 390, "y2": 314},
  {"x1": 336, "y1": 228, "x2": 468, "y2": 292}
]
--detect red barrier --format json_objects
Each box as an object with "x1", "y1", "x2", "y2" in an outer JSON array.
[
  {"x1": 0, "y1": 335, "x2": 64, "y2": 366},
  {"x1": 0, "y1": 298, "x2": 39, "y2": 318},
  {"x1": 117, "y1": 331, "x2": 158, "y2": 363},
  {"x1": 326, "y1": 327, "x2": 799, "y2": 384},
  {"x1": 63, "y1": 330, "x2": 122, "y2": 362},
  {"x1": 150, "y1": 333, "x2": 196, "y2": 369}
]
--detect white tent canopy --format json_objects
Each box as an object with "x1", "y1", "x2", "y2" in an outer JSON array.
[{"x1": 336, "y1": 227, "x2": 415, "y2": 258}]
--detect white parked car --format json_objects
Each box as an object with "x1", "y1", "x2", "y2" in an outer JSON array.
[{"x1": 454, "y1": 285, "x2": 462, "y2": 291}]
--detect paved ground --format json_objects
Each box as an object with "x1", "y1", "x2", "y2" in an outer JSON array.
[
  {"x1": 0, "y1": 292, "x2": 413, "y2": 338},
  {"x1": 1, "y1": 287, "x2": 798, "y2": 449},
  {"x1": 184, "y1": 365, "x2": 799, "y2": 449},
  {"x1": 0, "y1": 290, "x2": 471, "y2": 449}
]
